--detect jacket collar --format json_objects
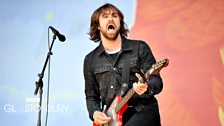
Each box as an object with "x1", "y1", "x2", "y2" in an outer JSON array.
[{"x1": 97, "y1": 38, "x2": 133, "y2": 55}]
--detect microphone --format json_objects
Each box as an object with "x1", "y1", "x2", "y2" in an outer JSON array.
[{"x1": 49, "y1": 26, "x2": 66, "y2": 42}]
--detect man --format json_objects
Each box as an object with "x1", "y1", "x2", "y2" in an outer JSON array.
[{"x1": 83, "y1": 3, "x2": 163, "y2": 126}]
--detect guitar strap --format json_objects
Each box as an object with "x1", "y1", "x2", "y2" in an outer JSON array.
[
  {"x1": 120, "y1": 56, "x2": 130, "y2": 96},
  {"x1": 107, "y1": 53, "x2": 131, "y2": 97},
  {"x1": 103, "y1": 52, "x2": 131, "y2": 106},
  {"x1": 103, "y1": 53, "x2": 123, "y2": 106}
]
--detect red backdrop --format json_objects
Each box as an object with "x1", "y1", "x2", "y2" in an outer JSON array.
[{"x1": 130, "y1": 0, "x2": 224, "y2": 125}]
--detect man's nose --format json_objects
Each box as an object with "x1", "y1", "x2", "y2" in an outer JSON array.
[{"x1": 108, "y1": 15, "x2": 113, "y2": 21}]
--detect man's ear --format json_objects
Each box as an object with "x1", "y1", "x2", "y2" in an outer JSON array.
[{"x1": 97, "y1": 26, "x2": 100, "y2": 30}]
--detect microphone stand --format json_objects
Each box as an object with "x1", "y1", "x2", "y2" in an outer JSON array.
[{"x1": 34, "y1": 34, "x2": 57, "y2": 126}]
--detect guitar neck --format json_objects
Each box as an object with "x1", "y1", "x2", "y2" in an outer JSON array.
[
  {"x1": 115, "y1": 88, "x2": 135, "y2": 113},
  {"x1": 114, "y1": 58, "x2": 169, "y2": 114}
]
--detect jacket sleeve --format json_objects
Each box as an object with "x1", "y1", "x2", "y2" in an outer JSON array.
[
  {"x1": 138, "y1": 41, "x2": 163, "y2": 95},
  {"x1": 83, "y1": 54, "x2": 101, "y2": 121}
]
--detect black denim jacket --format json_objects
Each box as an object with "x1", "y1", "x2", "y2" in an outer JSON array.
[{"x1": 83, "y1": 38, "x2": 163, "y2": 120}]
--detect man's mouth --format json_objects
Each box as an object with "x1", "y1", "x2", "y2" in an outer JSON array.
[{"x1": 107, "y1": 24, "x2": 115, "y2": 32}]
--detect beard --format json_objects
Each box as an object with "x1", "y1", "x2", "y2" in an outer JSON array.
[{"x1": 101, "y1": 29, "x2": 120, "y2": 40}]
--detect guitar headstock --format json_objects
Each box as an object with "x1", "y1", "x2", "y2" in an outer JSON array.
[{"x1": 145, "y1": 58, "x2": 169, "y2": 80}]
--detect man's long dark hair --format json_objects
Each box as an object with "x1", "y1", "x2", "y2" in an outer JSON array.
[{"x1": 88, "y1": 3, "x2": 129, "y2": 42}]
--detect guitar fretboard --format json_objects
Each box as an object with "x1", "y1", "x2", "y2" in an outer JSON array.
[{"x1": 115, "y1": 88, "x2": 135, "y2": 113}]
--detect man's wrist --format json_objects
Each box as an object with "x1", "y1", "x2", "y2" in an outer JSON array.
[{"x1": 93, "y1": 110, "x2": 101, "y2": 119}]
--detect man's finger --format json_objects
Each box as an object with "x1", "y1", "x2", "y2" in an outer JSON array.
[{"x1": 135, "y1": 73, "x2": 143, "y2": 83}]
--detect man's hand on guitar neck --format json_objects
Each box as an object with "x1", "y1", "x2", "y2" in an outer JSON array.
[
  {"x1": 93, "y1": 111, "x2": 111, "y2": 125},
  {"x1": 133, "y1": 73, "x2": 148, "y2": 95}
]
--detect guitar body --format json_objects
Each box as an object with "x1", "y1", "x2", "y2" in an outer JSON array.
[
  {"x1": 93, "y1": 96, "x2": 128, "y2": 126},
  {"x1": 105, "y1": 96, "x2": 128, "y2": 126}
]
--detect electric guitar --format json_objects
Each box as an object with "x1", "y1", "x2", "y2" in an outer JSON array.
[{"x1": 93, "y1": 58, "x2": 169, "y2": 126}]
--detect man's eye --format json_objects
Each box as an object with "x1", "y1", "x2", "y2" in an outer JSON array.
[{"x1": 113, "y1": 14, "x2": 119, "y2": 18}]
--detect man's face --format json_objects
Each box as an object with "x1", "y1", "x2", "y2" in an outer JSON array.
[{"x1": 98, "y1": 9, "x2": 121, "y2": 40}]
